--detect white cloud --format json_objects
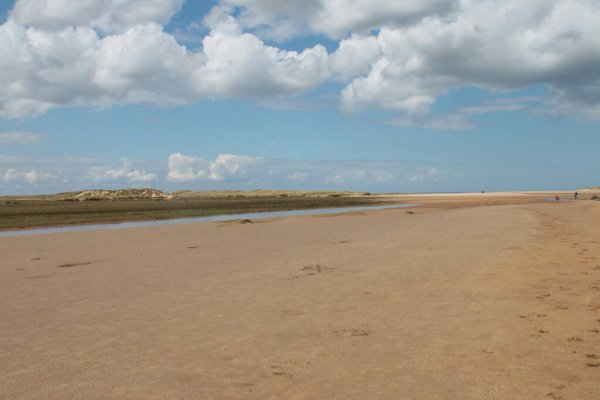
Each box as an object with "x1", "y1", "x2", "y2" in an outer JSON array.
[
  {"x1": 94, "y1": 23, "x2": 199, "y2": 105},
  {"x1": 0, "y1": 155, "x2": 164, "y2": 193},
  {"x1": 208, "y1": 154, "x2": 264, "y2": 181},
  {"x1": 330, "y1": 34, "x2": 380, "y2": 81},
  {"x1": 313, "y1": 0, "x2": 457, "y2": 38},
  {"x1": 166, "y1": 154, "x2": 449, "y2": 188},
  {"x1": 0, "y1": 8, "x2": 331, "y2": 118},
  {"x1": 406, "y1": 168, "x2": 447, "y2": 183},
  {"x1": 10, "y1": 0, "x2": 184, "y2": 33},
  {"x1": 0, "y1": 131, "x2": 42, "y2": 144},
  {"x1": 166, "y1": 153, "x2": 209, "y2": 182},
  {"x1": 2, "y1": 0, "x2": 600, "y2": 122},
  {"x1": 89, "y1": 158, "x2": 158, "y2": 182},
  {"x1": 2, "y1": 168, "x2": 55, "y2": 184},
  {"x1": 339, "y1": 0, "x2": 600, "y2": 119},
  {"x1": 2, "y1": 168, "x2": 21, "y2": 182},
  {"x1": 215, "y1": 0, "x2": 457, "y2": 39},
  {"x1": 196, "y1": 16, "x2": 330, "y2": 97},
  {"x1": 1, "y1": 152, "x2": 458, "y2": 194},
  {"x1": 166, "y1": 153, "x2": 264, "y2": 182}
]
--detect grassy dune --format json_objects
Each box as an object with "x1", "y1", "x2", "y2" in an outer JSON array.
[{"x1": 0, "y1": 192, "x2": 389, "y2": 230}]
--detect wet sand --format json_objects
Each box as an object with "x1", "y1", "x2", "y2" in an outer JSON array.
[{"x1": 1, "y1": 194, "x2": 599, "y2": 399}]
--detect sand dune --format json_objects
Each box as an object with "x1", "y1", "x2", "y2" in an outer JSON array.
[{"x1": 1, "y1": 195, "x2": 599, "y2": 399}]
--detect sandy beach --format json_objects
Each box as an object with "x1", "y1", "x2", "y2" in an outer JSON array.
[{"x1": 1, "y1": 194, "x2": 599, "y2": 399}]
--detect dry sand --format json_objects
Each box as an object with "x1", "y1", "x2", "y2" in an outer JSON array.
[{"x1": 1, "y1": 194, "x2": 599, "y2": 399}]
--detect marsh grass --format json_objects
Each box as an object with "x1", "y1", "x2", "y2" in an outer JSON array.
[{"x1": 0, "y1": 196, "x2": 390, "y2": 230}]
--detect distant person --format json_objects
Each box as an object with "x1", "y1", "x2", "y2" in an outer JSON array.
[
  {"x1": 482, "y1": 190, "x2": 485, "y2": 194},
  {"x1": 574, "y1": 191, "x2": 579, "y2": 200},
  {"x1": 555, "y1": 195, "x2": 560, "y2": 201}
]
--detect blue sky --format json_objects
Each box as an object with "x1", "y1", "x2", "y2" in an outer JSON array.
[{"x1": 1, "y1": 0, "x2": 600, "y2": 194}]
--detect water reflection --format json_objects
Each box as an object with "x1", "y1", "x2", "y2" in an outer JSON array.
[{"x1": 0, "y1": 204, "x2": 417, "y2": 237}]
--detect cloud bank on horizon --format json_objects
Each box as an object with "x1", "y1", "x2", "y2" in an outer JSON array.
[
  {"x1": 1, "y1": 0, "x2": 600, "y2": 122},
  {"x1": 0, "y1": 152, "x2": 452, "y2": 194}
]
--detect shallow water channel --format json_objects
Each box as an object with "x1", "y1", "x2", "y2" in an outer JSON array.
[{"x1": 0, "y1": 204, "x2": 417, "y2": 237}]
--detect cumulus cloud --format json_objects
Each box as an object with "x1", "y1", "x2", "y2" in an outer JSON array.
[
  {"x1": 2, "y1": 168, "x2": 55, "y2": 184},
  {"x1": 339, "y1": 0, "x2": 600, "y2": 120},
  {"x1": 330, "y1": 34, "x2": 380, "y2": 81},
  {"x1": 166, "y1": 153, "x2": 209, "y2": 182},
  {"x1": 0, "y1": 131, "x2": 42, "y2": 144},
  {"x1": 0, "y1": 155, "x2": 163, "y2": 193},
  {"x1": 195, "y1": 16, "x2": 330, "y2": 97},
  {"x1": 88, "y1": 158, "x2": 158, "y2": 182},
  {"x1": 165, "y1": 153, "x2": 453, "y2": 189},
  {"x1": 10, "y1": 0, "x2": 184, "y2": 33},
  {"x1": 166, "y1": 153, "x2": 264, "y2": 182},
  {"x1": 0, "y1": 3, "x2": 331, "y2": 118},
  {"x1": 1, "y1": 152, "x2": 457, "y2": 194},
  {"x1": 2, "y1": 0, "x2": 600, "y2": 123},
  {"x1": 215, "y1": 0, "x2": 457, "y2": 39}
]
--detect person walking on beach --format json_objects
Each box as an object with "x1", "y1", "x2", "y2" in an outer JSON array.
[{"x1": 574, "y1": 191, "x2": 579, "y2": 200}]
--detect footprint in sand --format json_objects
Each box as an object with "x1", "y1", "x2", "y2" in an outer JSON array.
[
  {"x1": 292, "y1": 265, "x2": 335, "y2": 279},
  {"x1": 586, "y1": 362, "x2": 600, "y2": 368},
  {"x1": 566, "y1": 336, "x2": 583, "y2": 342},
  {"x1": 519, "y1": 312, "x2": 546, "y2": 319},
  {"x1": 547, "y1": 393, "x2": 564, "y2": 399},
  {"x1": 56, "y1": 261, "x2": 94, "y2": 268},
  {"x1": 288, "y1": 265, "x2": 334, "y2": 280},
  {"x1": 302, "y1": 265, "x2": 333, "y2": 273},
  {"x1": 26, "y1": 275, "x2": 48, "y2": 279},
  {"x1": 335, "y1": 326, "x2": 371, "y2": 337},
  {"x1": 270, "y1": 366, "x2": 293, "y2": 379}
]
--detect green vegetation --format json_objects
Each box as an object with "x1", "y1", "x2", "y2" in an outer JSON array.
[{"x1": 0, "y1": 194, "x2": 392, "y2": 230}]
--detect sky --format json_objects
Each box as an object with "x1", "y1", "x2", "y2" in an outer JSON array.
[{"x1": 1, "y1": 0, "x2": 600, "y2": 195}]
